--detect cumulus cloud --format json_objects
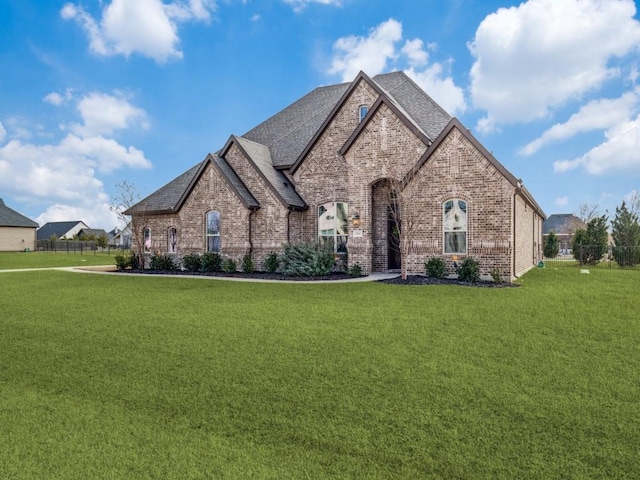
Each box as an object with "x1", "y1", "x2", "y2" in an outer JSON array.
[
  {"x1": 328, "y1": 18, "x2": 466, "y2": 115},
  {"x1": 553, "y1": 115, "x2": 640, "y2": 175},
  {"x1": 283, "y1": 0, "x2": 342, "y2": 12},
  {"x1": 521, "y1": 89, "x2": 640, "y2": 155},
  {"x1": 62, "y1": 0, "x2": 216, "y2": 63},
  {"x1": 469, "y1": 0, "x2": 640, "y2": 132},
  {"x1": 0, "y1": 90, "x2": 152, "y2": 229},
  {"x1": 0, "y1": 122, "x2": 5, "y2": 144},
  {"x1": 555, "y1": 196, "x2": 569, "y2": 207}
]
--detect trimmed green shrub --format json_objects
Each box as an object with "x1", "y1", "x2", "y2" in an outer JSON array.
[
  {"x1": 490, "y1": 268, "x2": 502, "y2": 284},
  {"x1": 201, "y1": 252, "x2": 222, "y2": 272},
  {"x1": 182, "y1": 253, "x2": 202, "y2": 272},
  {"x1": 264, "y1": 252, "x2": 280, "y2": 273},
  {"x1": 114, "y1": 252, "x2": 133, "y2": 270},
  {"x1": 456, "y1": 257, "x2": 480, "y2": 282},
  {"x1": 241, "y1": 254, "x2": 255, "y2": 273},
  {"x1": 348, "y1": 263, "x2": 363, "y2": 277},
  {"x1": 150, "y1": 254, "x2": 176, "y2": 271},
  {"x1": 222, "y1": 257, "x2": 237, "y2": 273},
  {"x1": 543, "y1": 231, "x2": 559, "y2": 258},
  {"x1": 424, "y1": 257, "x2": 446, "y2": 278},
  {"x1": 280, "y1": 241, "x2": 334, "y2": 277}
]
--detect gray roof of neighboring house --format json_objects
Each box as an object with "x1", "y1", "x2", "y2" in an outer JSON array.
[
  {"x1": 543, "y1": 214, "x2": 585, "y2": 235},
  {"x1": 79, "y1": 228, "x2": 108, "y2": 238},
  {"x1": 0, "y1": 199, "x2": 39, "y2": 228},
  {"x1": 130, "y1": 71, "x2": 454, "y2": 214},
  {"x1": 36, "y1": 221, "x2": 87, "y2": 240}
]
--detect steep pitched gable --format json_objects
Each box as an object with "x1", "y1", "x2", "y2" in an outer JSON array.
[
  {"x1": 0, "y1": 199, "x2": 39, "y2": 228},
  {"x1": 37, "y1": 221, "x2": 88, "y2": 240},
  {"x1": 220, "y1": 136, "x2": 306, "y2": 210},
  {"x1": 126, "y1": 155, "x2": 259, "y2": 215}
]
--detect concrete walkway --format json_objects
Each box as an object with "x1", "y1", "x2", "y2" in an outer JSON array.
[{"x1": 0, "y1": 265, "x2": 399, "y2": 284}]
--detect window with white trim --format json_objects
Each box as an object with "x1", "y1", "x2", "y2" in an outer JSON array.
[
  {"x1": 318, "y1": 202, "x2": 348, "y2": 253},
  {"x1": 206, "y1": 211, "x2": 220, "y2": 253},
  {"x1": 143, "y1": 227, "x2": 151, "y2": 253},
  {"x1": 168, "y1": 227, "x2": 177, "y2": 254},
  {"x1": 358, "y1": 105, "x2": 368, "y2": 122},
  {"x1": 443, "y1": 199, "x2": 467, "y2": 254}
]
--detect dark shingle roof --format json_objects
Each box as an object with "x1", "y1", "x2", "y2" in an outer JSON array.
[
  {"x1": 79, "y1": 228, "x2": 108, "y2": 238},
  {"x1": 543, "y1": 214, "x2": 585, "y2": 235},
  {"x1": 0, "y1": 199, "x2": 39, "y2": 228},
  {"x1": 36, "y1": 221, "x2": 86, "y2": 240}
]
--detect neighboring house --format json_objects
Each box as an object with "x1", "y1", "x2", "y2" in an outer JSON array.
[
  {"x1": 78, "y1": 228, "x2": 108, "y2": 240},
  {"x1": 37, "y1": 221, "x2": 89, "y2": 241},
  {"x1": 109, "y1": 226, "x2": 132, "y2": 248},
  {"x1": 0, "y1": 198, "x2": 39, "y2": 251},
  {"x1": 543, "y1": 214, "x2": 586, "y2": 254},
  {"x1": 127, "y1": 71, "x2": 545, "y2": 280}
]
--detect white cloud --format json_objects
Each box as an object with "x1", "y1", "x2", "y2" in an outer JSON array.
[
  {"x1": 469, "y1": 0, "x2": 640, "y2": 130},
  {"x1": 555, "y1": 196, "x2": 569, "y2": 207},
  {"x1": 62, "y1": 0, "x2": 216, "y2": 63},
  {"x1": 554, "y1": 115, "x2": 640, "y2": 174},
  {"x1": 0, "y1": 122, "x2": 5, "y2": 144},
  {"x1": 328, "y1": 18, "x2": 466, "y2": 115},
  {"x1": 70, "y1": 92, "x2": 149, "y2": 137},
  {"x1": 283, "y1": 0, "x2": 342, "y2": 12},
  {"x1": 36, "y1": 202, "x2": 121, "y2": 230},
  {"x1": 43, "y1": 88, "x2": 74, "y2": 106},
  {"x1": 521, "y1": 89, "x2": 640, "y2": 155}
]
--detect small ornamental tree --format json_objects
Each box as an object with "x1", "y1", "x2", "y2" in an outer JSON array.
[
  {"x1": 611, "y1": 201, "x2": 640, "y2": 267},
  {"x1": 572, "y1": 215, "x2": 608, "y2": 265},
  {"x1": 543, "y1": 231, "x2": 559, "y2": 258}
]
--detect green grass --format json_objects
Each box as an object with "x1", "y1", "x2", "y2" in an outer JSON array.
[
  {"x1": 0, "y1": 268, "x2": 638, "y2": 479},
  {"x1": 0, "y1": 251, "x2": 118, "y2": 269}
]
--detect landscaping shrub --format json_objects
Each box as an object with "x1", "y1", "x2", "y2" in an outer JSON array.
[
  {"x1": 456, "y1": 257, "x2": 480, "y2": 282},
  {"x1": 264, "y1": 252, "x2": 280, "y2": 273},
  {"x1": 201, "y1": 252, "x2": 222, "y2": 272},
  {"x1": 348, "y1": 263, "x2": 363, "y2": 277},
  {"x1": 241, "y1": 254, "x2": 255, "y2": 273},
  {"x1": 222, "y1": 257, "x2": 237, "y2": 273},
  {"x1": 572, "y1": 215, "x2": 608, "y2": 265},
  {"x1": 424, "y1": 257, "x2": 446, "y2": 278},
  {"x1": 280, "y1": 241, "x2": 334, "y2": 276},
  {"x1": 150, "y1": 254, "x2": 176, "y2": 271},
  {"x1": 114, "y1": 251, "x2": 134, "y2": 270},
  {"x1": 182, "y1": 253, "x2": 202, "y2": 272},
  {"x1": 543, "y1": 231, "x2": 559, "y2": 258},
  {"x1": 490, "y1": 267, "x2": 502, "y2": 284}
]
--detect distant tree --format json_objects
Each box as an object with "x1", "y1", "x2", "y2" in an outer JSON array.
[
  {"x1": 572, "y1": 215, "x2": 608, "y2": 265},
  {"x1": 109, "y1": 180, "x2": 150, "y2": 268},
  {"x1": 97, "y1": 233, "x2": 108, "y2": 249},
  {"x1": 611, "y1": 201, "x2": 640, "y2": 267},
  {"x1": 577, "y1": 202, "x2": 600, "y2": 223},
  {"x1": 543, "y1": 231, "x2": 559, "y2": 258},
  {"x1": 628, "y1": 190, "x2": 640, "y2": 217}
]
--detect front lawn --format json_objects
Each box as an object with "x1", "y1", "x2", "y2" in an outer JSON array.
[
  {"x1": 0, "y1": 250, "x2": 119, "y2": 269},
  {"x1": 0, "y1": 268, "x2": 637, "y2": 479}
]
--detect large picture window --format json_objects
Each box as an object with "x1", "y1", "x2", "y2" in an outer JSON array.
[
  {"x1": 206, "y1": 211, "x2": 220, "y2": 253},
  {"x1": 318, "y1": 201, "x2": 348, "y2": 253},
  {"x1": 443, "y1": 199, "x2": 467, "y2": 254},
  {"x1": 168, "y1": 227, "x2": 177, "y2": 254}
]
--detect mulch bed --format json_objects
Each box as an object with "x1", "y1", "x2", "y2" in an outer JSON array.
[{"x1": 376, "y1": 275, "x2": 519, "y2": 288}]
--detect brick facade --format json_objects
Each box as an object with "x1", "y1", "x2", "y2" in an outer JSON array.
[{"x1": 131, "y1": 72, "x2": 544, "y2": 280}]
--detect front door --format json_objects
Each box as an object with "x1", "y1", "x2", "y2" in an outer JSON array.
[{"x1": 387, "y1": 211, "x2": 401, "y2": 270}]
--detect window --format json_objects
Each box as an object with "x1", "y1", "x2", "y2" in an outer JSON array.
[
  {"x1": 143, "y1": 227, "x2": 151, "y2": 253},
  {"x1": 168, "y1": 227, "x2": 177, "y2": 254},
  {"x1": 358, "y1": 105, "x2": 368, "y2": 122},
  {"x1": 206, "y1": 211, "x2": 220, "y2": 253},
  {"x1": 443, "y1": 199, "x2": 467, "y2": 254},
  {"x1": 318, "y1": 202, "x2": 348, "y2": 253}
]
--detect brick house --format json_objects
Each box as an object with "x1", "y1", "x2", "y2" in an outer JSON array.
[{"x1": 127, "y1": 71, "x2": 545, "y2": 280}]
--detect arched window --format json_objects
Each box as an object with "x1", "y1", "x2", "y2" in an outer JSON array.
[
  {"x1": 143, "y1": 227, "x2": 151, "y2": 253},
  {"x1": 358, "y1": 105, "x2": 368, "y2": 122},
  {"x1": 318, "y1": 201, "x2": 348, "y2": 253},
  {"x1": 168, "y1": 227, "x2": 177, "y2": 254},
  {"x1": 443, "y1": 199, "x2": 467, "y2": 254},
  {"x1": 206, "y1": 211, "x2": 220, "y2": 253}
]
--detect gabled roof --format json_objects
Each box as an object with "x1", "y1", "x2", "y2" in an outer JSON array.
[
  {"x1": 79, "y1": 228, "x2": 108, "y2": 238},
  {"x1": 125, "y1": 155, "x2": 259, "y2": 215},
  {"x1": 543, "y1": 214, "x2": 585, "y2": 235},
  {"x1": 221, "y1": 135, "x2": 306, "y2": 210},
  {"x1": 0, "y1": 199, "x2": 39, "y2": 228},
  {"x1": 36, "y1": 221, "x2": 88, "y2": 240},
  {"x1": 406, "y1": 118, "x2": 546, "y2": 219}
]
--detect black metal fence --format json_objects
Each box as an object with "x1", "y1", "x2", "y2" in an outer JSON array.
[
  {"x1": 36, "y1": 240, "x2": 121, "y2": 255},
  {"x1": 543, "y1": 245, "x2": 640, "y2": 269}
]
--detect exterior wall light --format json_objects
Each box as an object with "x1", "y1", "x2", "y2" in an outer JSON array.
[{"x1": 352, "y1": 213, "x2": 361, "y2": 228}]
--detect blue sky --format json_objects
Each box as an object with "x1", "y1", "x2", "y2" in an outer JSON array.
[{"x1": 1, "y1": 0, "x2": 639, "y2": 230}]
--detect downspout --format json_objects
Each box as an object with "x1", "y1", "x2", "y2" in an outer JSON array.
[{"x1": 513, "y1": 189, "x2": 518, "y2": 279}]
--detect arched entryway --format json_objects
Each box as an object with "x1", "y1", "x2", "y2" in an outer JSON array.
[{"x1": 371, "y1": 179, "x2": 401, "y2": 272}]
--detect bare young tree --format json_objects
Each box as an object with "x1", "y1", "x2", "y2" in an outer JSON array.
[
  {"x1": 577, "y1": 202, "x2": 600, "y2": 223},
  {"x1": 385, "y1": 178, "x2": 420, "y2": 280},
  {"x1": 109, "y1": 180, "x2": 150, "y2": 267},
  {"x1": 628, "y1": 190, "x2": 640, "y2": 217}
]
